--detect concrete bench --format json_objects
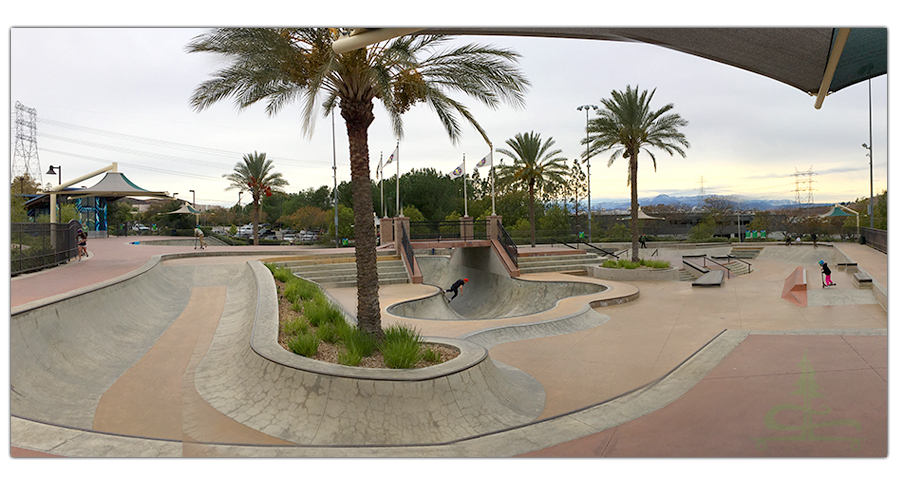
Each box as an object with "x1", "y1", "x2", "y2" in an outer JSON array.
[
  {"x1": 692, "y1": 269, "x2": 725, "y2": 287},
  {"x1": 837, "y1": 262, "x2": 859, "y2": 273},
  {"x1": 853, "y1": 272, "x2": 872, "y2": 289}
]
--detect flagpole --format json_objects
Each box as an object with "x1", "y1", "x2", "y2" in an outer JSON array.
[
  {"x1": 490, "y1": 144, "x2": 496, "y2": 215},
  {"x1": 395, "y1": 141, "x2": 400, "y2": 217},
  {"x1": 378, "y1": 152, "x2": 384, "y2": 218},
  {"x1": 463, "y1": 154, "x2": 468, "y2": 217}
]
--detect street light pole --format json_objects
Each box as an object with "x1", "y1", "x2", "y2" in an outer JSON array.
[
  {"x1": 577, "y1": 105, "x2": 597, "y2": 243},
  {"x1": 332, "y1": 111, "x2": 339, "y2": 248},
  {"x1": 45, "y1": 165, "x2": 62, "y2": 223},
  {"x1": 867, "y1": 79, "x2": 874, "y2": 229}
]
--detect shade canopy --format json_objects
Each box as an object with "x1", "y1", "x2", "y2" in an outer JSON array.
[
  {"x1": 820, "y1": 204, "x2": 858, "y2": 218},
  {"x1": 336, "y1": 27, "x2": 887, "y2": 107},
  {"x1": 163, "y1": 203, "x2": 203, "y2": 215},
  {"x1": 63, "y1": 172, "x2": 169, "y2": 200},
  {"x1": 622, "y1": 207, "x2": 664, "y2": 220}
]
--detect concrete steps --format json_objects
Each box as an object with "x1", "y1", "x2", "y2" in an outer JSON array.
[
  {"x1": 722, "y1": 260, "x2": 751, "y2": 275},
  {"x1": 518, "y1": 252, "x2": 605, "y2": 275},
  {"x1": 729, "y1": 247, "x2": 763, "y2": 259},
  {"x1": 270, "y1": 253, "x2": 409, "y2": 287},
  {"x1": 678, "y1": 269, "x2": 696, "y2": 282}
]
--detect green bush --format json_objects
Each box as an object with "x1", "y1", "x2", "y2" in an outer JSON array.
[
  {"x1": 340, "y1": 326, "x2": 376, "y2": 359},
  {"x1": 270, "y1": 266, "x2": 295, "y2": 283},
  {"x1": 337, "y1": 348, "x2": 362, "y2": 367},
  {"x1": 305, "y1": 297, "x2": 344, "y2": 327},
  {"x1": 601, "y1": 258, "x2": 669, "y2": 269},
  {"x1": 316, "y1": 321, "x2": 349, "y2": 344},
  {"x1": 287, "y1": 332, "x2": 320, "y2": 357},
  {"x1": 381, "y1": 325, "x2": 423, "y2": 369},
  {"x1": 422, "y1": 347, "x2": 441, "y2": 364},
  {"x1": 282, "y1": 317, "x2": 310, "y2": 337},
  {"x1": 284, "y1": 278, "x2": 320, "y2": 303}
]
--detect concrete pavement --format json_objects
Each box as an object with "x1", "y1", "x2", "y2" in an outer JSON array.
[{"x1": 9, "y1": 237, "x2": 887, "y2": 458}]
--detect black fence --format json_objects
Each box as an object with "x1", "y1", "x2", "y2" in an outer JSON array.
[
  {"x1": 860, "y1": 227, "x2": 887, "y2": 254},
  {"x1": 408, "y1": 220, "x2": 487, "y2": 241},
  {"x1": 11, "y1": 221, "x2": 80, "y2": 276}
]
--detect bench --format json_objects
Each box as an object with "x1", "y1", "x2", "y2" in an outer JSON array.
[
  {"x1": 693, "y1": 270, "x2": 725, "y2": 287},
  {"x1": 837, "y1": 262, "x2": 859, "y2": 273},
  {"x1": 853, "y1": 272, "x2": 872, "y2": 289}
]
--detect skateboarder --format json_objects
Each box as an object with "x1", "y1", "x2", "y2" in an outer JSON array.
[
  {"x1": 819, "y1": 260, "x2": 836, "y2": 287},
  {"x1": 194, "y1": 226, "x2": 207, "y2": 249},
  {"x1": 445, "y1": 278, "x2": 468, "y2": 302}
]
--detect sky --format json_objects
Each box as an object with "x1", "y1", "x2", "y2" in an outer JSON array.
[{"x1": 8, "y1": 23, "x2": 890, "y2": 211}]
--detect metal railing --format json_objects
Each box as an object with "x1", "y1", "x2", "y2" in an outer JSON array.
[
  {"x1": 860, "y1": 227, "x2": 887, "y2": 253},
  {"x1": 407, "y1": 220, "x2": 486, "y2": 241},
  {"x1": 399, "y1": 223, "x2": 417, "y2": 277},
  {"x1": 12, "y1": 221, "x2": 80, "y2": 276},
  {"x1": 498, "y1": 223, "x2": 519, "y2": 267}
]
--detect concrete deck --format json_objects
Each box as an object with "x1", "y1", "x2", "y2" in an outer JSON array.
[{"x1": 8, "y1": 236, "x2": 888, "y2": 462}]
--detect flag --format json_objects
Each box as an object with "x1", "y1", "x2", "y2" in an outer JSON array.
[
  {"x1": 376, "y1": 157, "x2": 383, "y2": 178},
  {"x1": 476, "y1": 154, "x2": 490, "y2": 168},
  {"x1": 384, "y1": 147, "x2": 398, "y2": 165},
  {"x1": 449, "y1": 162, "x2": 464, "y2": 179}
]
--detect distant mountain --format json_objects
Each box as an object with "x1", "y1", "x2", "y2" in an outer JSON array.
[{"x1": 591, "y1": 193, "x2": 807, "y2": 211}]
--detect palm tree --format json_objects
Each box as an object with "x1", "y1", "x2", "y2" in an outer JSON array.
[
  {"x1": 496, "y1": 132, "x2": 567, "y2": 247},
  {"x1": 224, "y1": 151, "x2": 288, "y2": 245},
  {"x1": 586, "y1": 85, "x2": 689, "y2": 262},
  {"x1": 187, "y1": 29, "x2": 529, "y2": 336}
]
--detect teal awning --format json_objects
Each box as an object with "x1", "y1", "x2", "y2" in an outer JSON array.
[{"x1": 820, "y1": 205, "x2": 856, "y2": 217}]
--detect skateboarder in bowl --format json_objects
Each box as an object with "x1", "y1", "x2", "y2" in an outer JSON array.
[{"x1": 445, "y1": 278, "x2": 468, "y2": 302}]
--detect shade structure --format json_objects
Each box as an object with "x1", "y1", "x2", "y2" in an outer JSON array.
[
  {"x1": 820, "y1": 204, "x2": 857, "y2": 218},
  {"x1": 163, "y1": 203, "x2": 203, "y2": 215},
  {"x1": 60, "y1": 172, "x2": 169, "y2": 200},
  {"x1": 621, "y1": 207, "x2": 664, "y2": 220},
  {"x1": 336, "y1": 27, "x2": 887, "y2": 106}
]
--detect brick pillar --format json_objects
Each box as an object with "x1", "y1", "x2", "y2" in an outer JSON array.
[
  {"x1": 380, "y1": 217, "x2": 394, "y2": 244},
  {"x1": 460, "y1": 216, "x2": 474, "y2": 240},
  {"x1": 486, "y1": 215, "x2": 503, "y2": 241},
  {"x1": 393, "y1": 217, "x2": 410, "y2": 247}
]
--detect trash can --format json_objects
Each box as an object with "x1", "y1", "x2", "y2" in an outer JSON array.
[
  {"x1": 171, "y1": 229, "x2": 177, "y2": 236},
  {"x1": 859, "y1": 235, "x2": 866, "y2": 244}
]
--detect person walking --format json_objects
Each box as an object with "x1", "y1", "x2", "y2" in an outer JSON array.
[
  {"x1": 77, "y1": 229, "x2": 88, "y2": 260},
  {"x1": 194, "y1": 226, "x2": 207, "y2": 249},
  {"x1": 640, "y1": 234, "x2": 647, "y2": 248},
  {"x1": 811, "y1": 233, "x2": 818, "y2": 248},
  {"x1": 445, "y1": 278, "x2": 468, "y2": 302}
]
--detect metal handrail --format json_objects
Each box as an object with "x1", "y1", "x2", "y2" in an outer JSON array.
[
  {"x1": 702, "y1": 256, "x2": 732, "y2": 279},
  {"x1": 400, "y1": 224, "x2": 416, "y2": 273},
  {"x1": 498, "y1": 223, "x2": 518, "y2": 267}
]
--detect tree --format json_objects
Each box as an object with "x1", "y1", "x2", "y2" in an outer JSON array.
[
  {"x1": 496, "y1": 131, "x2": 567, "y2": 247},
  {"x1": 587, "y1": 85, "x2": 689, "y2": 261},
  {"x1": 187, "y1": 28, "x2": 528, "y2": 336},
  {"x1": 223, "y1": 151, "x2": 288, "y2": 245}
]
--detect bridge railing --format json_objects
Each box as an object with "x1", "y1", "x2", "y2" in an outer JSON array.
[{"x1": 408, "y1": 220, "x2": 486, "y2": 241}]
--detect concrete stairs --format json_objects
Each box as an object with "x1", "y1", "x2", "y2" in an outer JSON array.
[
  {"x1": 518, "y1": 252, "x2": 605, "y2": 275},
  {"x1": 678, "y1": 268, "x2": 697, "y2": 282},
  {"x1": 270, "y1": 253, "x2": 409, "y2": 287},
  {"x1": 722, "y1": 260, "x2": 752, "y2": 275},
  {"x1": 729, "y1": 246, "x2": 763, "y2": 259}
]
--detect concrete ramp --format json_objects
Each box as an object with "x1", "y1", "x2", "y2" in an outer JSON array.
[
  {"x1": 781, "y1": 266, "x2": 808, "y2": 306},
  {"x1": 390, "y1": 248, "x2": 607, "y2": 320},
  {"x1": 756, "y1": 245, "x2": 841, "y2": 265}
]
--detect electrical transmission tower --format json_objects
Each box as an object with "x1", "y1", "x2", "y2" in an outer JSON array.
[
  {"x1": 804, "y1": 166, "x2": 817, "y2": 205},
  {"x1": 790, "y1": 166, "x2": 817, "y2": 206},
  {"x1": 792, "y1": 167, "x2": 804, "y2": 205},
  {"x1": 697, "y1": 175, "x2": 707, "y2": 197},
  {"x1": 11, "y1": 101, "x2": 43, "y2": 186}
]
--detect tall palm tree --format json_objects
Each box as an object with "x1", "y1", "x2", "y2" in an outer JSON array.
[
  {"x1": 586, "y1": 85, "x2": 689, "y2": 262},
  {"x1": 186, "y1": 29, "x2": 529, "y2": 337},
  {"x1": 224, "y1": 151, "x2": 288, "y2": 245},
  {"x1": 496, "y1": 131, "x2": 567, "y2": 247}
]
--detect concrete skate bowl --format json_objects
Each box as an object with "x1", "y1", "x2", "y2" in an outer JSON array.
[
  {"x1": 11, "y1": 255, "x2": 546, "y2": 447},
  {"x1": 388, "y1": 248, "x2": 608, "y2": 320}
]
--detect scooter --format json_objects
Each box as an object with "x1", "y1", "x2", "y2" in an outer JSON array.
[{"x1": 821, "y1": 272, "x2": 837, "y2": 288}]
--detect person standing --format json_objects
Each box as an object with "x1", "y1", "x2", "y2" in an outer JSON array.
[
  {"x1": 819, "y1": 260, "x2": 835, "y2": 287},
  {"x1": 811, "y1": 233, "x2": 818, "y2": 248},
  {"x1": 445, "y1": 278, "x2": 468, "y2": 302},
  {"x1": 77, "y1": 229, "x2": 88, "y2": 260}
]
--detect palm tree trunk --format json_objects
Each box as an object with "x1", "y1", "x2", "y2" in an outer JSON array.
[
  {"x1": 529, "y1": 179, "x2": 536, "y2": 247},
  {"x1": 341, "y1": 100, "x2": 382, "y2": 337},
  {"x1": 630, "y1": 154, "x2": 639, "y2": 262}
]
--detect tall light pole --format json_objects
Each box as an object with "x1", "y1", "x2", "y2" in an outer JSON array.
[
  {"x1": 577, "y1": 105, "x2": 597, "y2": 243},
  {"x1": 332, "y1": 111, "x2": 339, "y2": 248},
  {"x1": 46, "y1": 165, "x2": 62, "y2": 222},
  {"x1": 189, "y1": 189, "x2": 199, "y2": 226},
  {"x1": 863, "y1": 79, "x2": 874, "y2": 229}
]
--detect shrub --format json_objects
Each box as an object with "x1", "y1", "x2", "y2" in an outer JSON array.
[
  {"x1": 284, "y1": 278, "x2": 320, "y2": 304},
  {"x1": 340, "y1": 326, "x2": 376, "y2": 359},
  {"x1": 305, "y1": 297, "x2": 344, "y2": 327},
  {"x1": 381, "y1": 325, "x2": 423, "y2": 369},
  {"x1": 337, "y1": 348, "x2": 362, "y2": 367},
  {"x1": 316, "y1": 321, "x2": 348, "y2": 344},
  {"x1": 422, "y1": 347, "x2": 441, "y2": 364},
  {"x1": 283, "y1": 317, "x2": 310, "y2": 337},
  {"x1": 601, "y1": 258, "x2": 669, "y2": 269},
  {"x1": 287, "y1": 332, "x2": 319, "y2": 357},
  {"x1": 639, "y1": 258, "x2": 670, "y2": 269},
  {"x1": 267, "y1": 264, "x2": 294, "y2": 283}
]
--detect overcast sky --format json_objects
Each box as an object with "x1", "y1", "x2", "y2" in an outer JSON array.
[{"x1": 8, "y1": 20, "x2": 890, "y2": 210}]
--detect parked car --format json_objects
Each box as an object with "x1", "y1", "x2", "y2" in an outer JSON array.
[{"x1": 132, "y1": 223, "x2": 150, "y2": 231}]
